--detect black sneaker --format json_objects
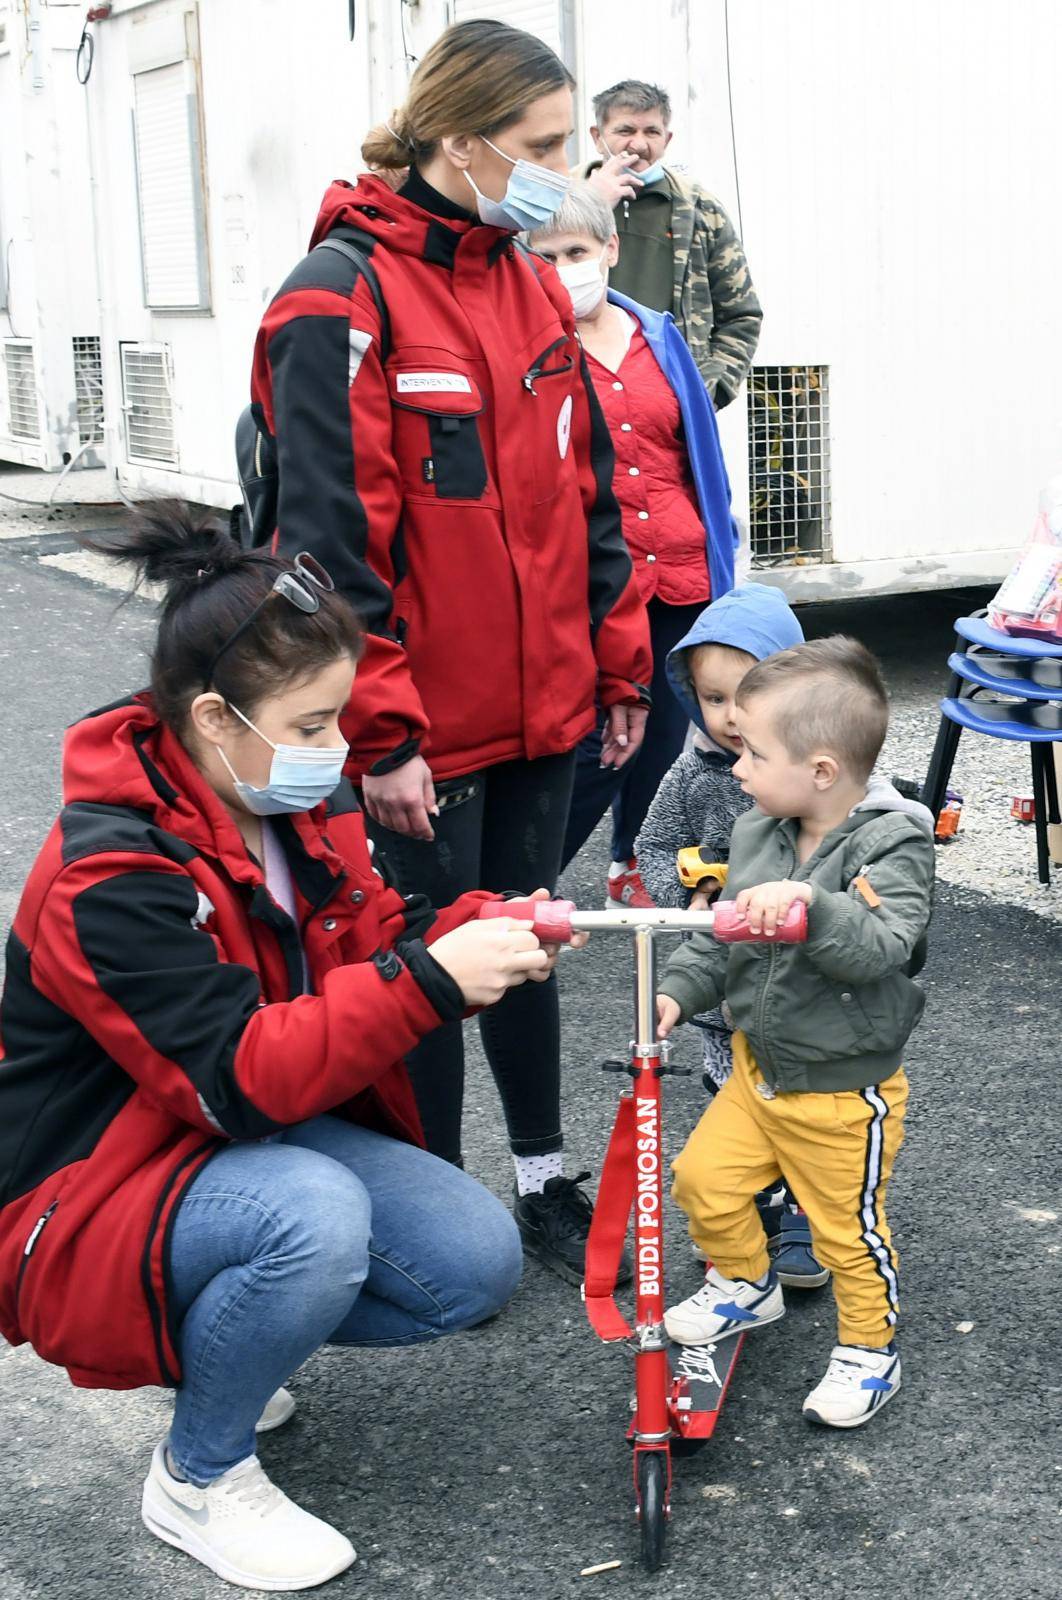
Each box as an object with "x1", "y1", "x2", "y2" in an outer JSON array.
[{"x1": 513, "y1": 1171, "x2": 632, "y2": 1288}]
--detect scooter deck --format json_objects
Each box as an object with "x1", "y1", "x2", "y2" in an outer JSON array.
[{"x1": 627, "y1": 1334, "x2": 744, "y2": 1446}]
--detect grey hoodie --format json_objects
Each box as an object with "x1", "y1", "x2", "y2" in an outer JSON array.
[{"x1": 636, "y1": 582, "x2": 805, "y2": 908}]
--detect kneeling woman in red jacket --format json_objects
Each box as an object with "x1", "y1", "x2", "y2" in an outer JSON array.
[{"x1": 0, "y1": 505, "x2": 559, "y2": 1592}]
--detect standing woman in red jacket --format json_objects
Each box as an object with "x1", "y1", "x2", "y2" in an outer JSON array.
[
  {"x1": 0, "y1": 506, "x2": 563, "y2": 1591},
  {"x1": 252, "y1": 19, "x2": 651, "y2": 1283}
]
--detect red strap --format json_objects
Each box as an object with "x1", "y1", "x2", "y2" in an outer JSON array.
[{"x1": 584, "y1": 1093, "x2": 636, "y2": 1341}]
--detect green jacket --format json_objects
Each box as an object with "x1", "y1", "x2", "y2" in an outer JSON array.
[
  {"x1": 659, "y1": 782, "x2": 936, "y2": 1092},
  {"x1": 575, "y1": 163, "x2": 763, "y2": 406}
]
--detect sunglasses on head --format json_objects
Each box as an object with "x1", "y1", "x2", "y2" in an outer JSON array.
[{"x1": 203, "y1": 553, "x2": 336, "y2": 691}]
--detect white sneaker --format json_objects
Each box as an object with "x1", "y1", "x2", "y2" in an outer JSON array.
[
  {"x1": 802, "y1": 1344, "x2": 901, "y2": 1428},
  {"x1": 664, "y1": 1264, "x2": 785, "y2": 1344},
  {"x1": 141, "y1": 1442, "x2": 355, "y2": 1591},
  {"x1": 256, "y1": 1386, "x2": 297, "y2": 1434}
]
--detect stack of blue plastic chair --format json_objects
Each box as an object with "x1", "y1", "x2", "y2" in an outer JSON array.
[{"x1": 920, "y1": 613, "x2": 1062, "y2": 885}]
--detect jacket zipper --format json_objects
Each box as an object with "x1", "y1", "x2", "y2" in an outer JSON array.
[
  {"x1": 522, "y1": 336, "x2": 573, "y2": 395},
  {"x1": 13, "y1": 1200, "x2": 58, "y2": 1315},
  {"x1": 756, "y1": 835, "x2": 800, "y2": 1082},
  {"x1": 755, "y1": 947, "x2": 778, "y2": 1082}
]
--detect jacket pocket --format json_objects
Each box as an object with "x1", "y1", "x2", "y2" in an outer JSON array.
[
  {"x1": 848, "y1": 974, "x2": 925, "y2": 1053},
  {"x1": 387, "y1": 365, "x2": 490, "y2": 503},
  {"x1": 519, "y1": 333, "x2": 578, "y2": 506},
  {"x1": 13, "y1": 1199, "x2": 59, "y2": 1323}
]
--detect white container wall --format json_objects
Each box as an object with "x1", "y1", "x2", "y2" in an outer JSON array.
[
  {"x1": 0, "y1": 0, "x2": 103, "y2": 468},
  {"x1": 682, "y1": 0, "x2": 1062, "y2": 596}
]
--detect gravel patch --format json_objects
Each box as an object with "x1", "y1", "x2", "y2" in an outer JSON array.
[{"x1": 881, "y1": 705, "x2": 1062, "y2": 924}]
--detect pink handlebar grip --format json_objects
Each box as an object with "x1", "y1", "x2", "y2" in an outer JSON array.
[
  {"x1": 712, "y1": 899, "x2": 808, "y2": 943},
  {"x1": 478, "y1": 897, "x2": 576, "y2": 943}
]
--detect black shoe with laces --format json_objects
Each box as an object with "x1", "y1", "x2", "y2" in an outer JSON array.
[{"x1": 513, "y1": 1171, "x2": 633, "y2": 1288}]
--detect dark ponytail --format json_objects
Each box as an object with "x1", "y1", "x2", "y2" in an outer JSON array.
[{"x1": 81, "y1": 501, "x2": 363, "y2": 728}]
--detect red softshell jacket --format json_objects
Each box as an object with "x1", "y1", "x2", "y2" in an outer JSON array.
[
  {"x1": 251, "y1": 175, "x2": 652, "y2": 782},
  {"x1": 0, "y1": 696, "x2": 495, "y2": 1390}
]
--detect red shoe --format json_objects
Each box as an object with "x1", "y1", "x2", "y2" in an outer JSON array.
[{"x1": 606, "y1": 859, "x2": 655, "y2": 909}]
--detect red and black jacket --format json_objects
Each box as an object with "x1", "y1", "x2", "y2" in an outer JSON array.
[
  {"x1": 251, "y1": 171, "x2": 652, "y2": 783},
  {"x1": 0, "y1": 696, "x2": 495, "y2": 1391}
]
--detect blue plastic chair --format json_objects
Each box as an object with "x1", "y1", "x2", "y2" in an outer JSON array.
[{"x1": 920, "y1": 614, "x2": 1062, "y2": 884}]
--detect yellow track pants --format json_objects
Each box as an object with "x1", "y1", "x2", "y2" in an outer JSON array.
[{"x1": 671, "y1": 1032, "x2": 908, "y2": 1348}]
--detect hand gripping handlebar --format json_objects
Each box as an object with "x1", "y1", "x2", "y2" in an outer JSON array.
[{"x1": 478, "y1": 896, "x2": 808, "y2": 944}]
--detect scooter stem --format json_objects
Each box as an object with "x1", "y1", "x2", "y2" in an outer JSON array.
[{"x1": 634, "y1": 925, "x2": 659, "y2": 1057}]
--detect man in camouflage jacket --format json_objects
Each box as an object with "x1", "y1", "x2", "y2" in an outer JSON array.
[{"x1": 576, "y1": 80, "x2": 762, "y2": 408}]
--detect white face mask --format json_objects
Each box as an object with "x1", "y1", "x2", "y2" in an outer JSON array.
[{"x1": 556, "y1": 247, "x2": 609, "y2": 319}]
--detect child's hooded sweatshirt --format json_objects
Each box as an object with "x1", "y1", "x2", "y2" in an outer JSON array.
[{"x1": 636, "y1": 583, "x2": 804, "y2": 907}]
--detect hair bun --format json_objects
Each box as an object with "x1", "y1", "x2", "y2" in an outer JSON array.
[{"x1": 80, "y1": 499, "x2": 244, "y2": 598}]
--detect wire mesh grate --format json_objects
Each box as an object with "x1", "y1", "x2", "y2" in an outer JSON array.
[
  {"x1": 747, "y1": 365, "x2": 831, "y2": 565},
  {"x1": 3, "y1": 340, "x2": 41, "y2": 442},
  {"x1": 73, "y1": 336, "x2": 104, "y2": 446}
]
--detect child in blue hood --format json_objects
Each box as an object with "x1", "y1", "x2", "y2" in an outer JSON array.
[{"x1": 635, "y1": 584, "x2": 827, "y2": 1287}]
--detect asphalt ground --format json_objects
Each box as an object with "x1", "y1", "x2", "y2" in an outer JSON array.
[{"x1": 0, "y1": 521, "x2": 1059, "y2": 1600}]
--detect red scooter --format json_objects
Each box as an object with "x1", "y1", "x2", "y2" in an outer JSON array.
[{"x1": 482, "y1": 896, "x2": 808, "y2": 1570}]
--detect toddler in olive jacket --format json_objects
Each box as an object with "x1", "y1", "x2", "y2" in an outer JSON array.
[{"x1": 657, "y1": 636, "x2": 935, "y2": 1431}]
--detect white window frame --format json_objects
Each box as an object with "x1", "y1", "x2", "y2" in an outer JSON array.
[{"x1": 130, "y1": 9, "x2": 211, "y2": 313}]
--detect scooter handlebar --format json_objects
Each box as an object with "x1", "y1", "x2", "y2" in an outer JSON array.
[
  {"x1": 478, "y1": 897, "x2": 808, "y2": 944},
  {"x1": 711, "y1": 899, "x2": 808, "y2": 943}
]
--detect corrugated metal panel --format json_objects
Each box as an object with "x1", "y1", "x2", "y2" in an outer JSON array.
[
  {"x1": 73, "y1": 336, "x2": 104, "y2": 446},
  {"x1": 451, "y1": 0, "x2": 564, "y2": 55},
  {"x1": 133, "y1": 61, "x2": 209, "y2": 310},
  {"x1": 120, "y1": 343, "x2": 177, "y2": 467},
  {"x1": 3, "y1": 341, "x2": 41, "y2": 442}
]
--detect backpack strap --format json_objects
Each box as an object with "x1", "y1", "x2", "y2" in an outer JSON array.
[{"x1": 313, "y1": 233, "x2": 391, "y2": 362}]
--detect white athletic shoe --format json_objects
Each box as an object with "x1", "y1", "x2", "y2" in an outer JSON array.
[
  {"x1": 802, "y1": 1344, "x2": 902, "y2": 1428},
  {"x1": 664, "y1": 1264, "x2": 785, "y2": 1345},
  {"x1": 256, "y1": 1386, "x2": 297, "y2": 1434},
  {"x1": 141, "y1": 1442, "x2": 355, "y2": 1591}
]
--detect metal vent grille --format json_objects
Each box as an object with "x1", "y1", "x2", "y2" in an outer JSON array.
[
  {"x1": 3, "y1": 340, "x2": 41, "y2": 442},
  {"x1": 120, "y1": 343, "x2": 177, "y2": 467},
  {"x1": 73, "y1": 336, "x2": 104, "y2": 445},
  {"x1": 747, "y1": 365, "x2": 831, "y2": 566}
]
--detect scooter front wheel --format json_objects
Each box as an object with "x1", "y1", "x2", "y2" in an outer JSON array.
[{"x1": 636, "y1": 1451, "x2": 667, "y2": 1572}]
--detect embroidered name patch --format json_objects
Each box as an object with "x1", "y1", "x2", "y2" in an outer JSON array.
[{"x1": 396, "y1": 372, "x2": 473, "y2": 394}]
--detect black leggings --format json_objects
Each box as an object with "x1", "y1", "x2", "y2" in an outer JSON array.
[{"x1": 366, "y1": 752, "x2": 576, "y2": 1166}]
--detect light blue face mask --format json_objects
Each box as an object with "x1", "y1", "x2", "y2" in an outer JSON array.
[
  {"x1": 218, "y1": 704, "x2": 348, "y2": 817},
  {"x1": 463, "y1": 135, "x2": 571, "y2": 232},
  {"x1": 598, "y1": 136, "x2": 667, "y2": 188},
  {"x1": 634, "y1": 158, "x2": 666, "y2": 185}
]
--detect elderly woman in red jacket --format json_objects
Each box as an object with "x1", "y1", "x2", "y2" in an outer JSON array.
[{"x1": 0, "y1": 505, "x2": 572, "y2": 1592}]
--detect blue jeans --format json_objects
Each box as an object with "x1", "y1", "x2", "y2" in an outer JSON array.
[
  {"x1": 561, "y1": 597, "x2": 705, "y2": 870},
  {"x1": 166, "y1": 1117, "x2": 523, "y2": 1484}
]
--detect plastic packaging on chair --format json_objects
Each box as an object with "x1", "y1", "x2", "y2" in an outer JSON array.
[{"x1": 989, "y1": 477, "x2": 1062, "y2": 644}]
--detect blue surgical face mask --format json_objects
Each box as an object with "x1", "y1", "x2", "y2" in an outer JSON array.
[
  {"x1": 218, "y1": 704, "x2": 348, "y2": 817},
  {"x1": 463, "y1": 135, "x2": 571, "y2": 232},
  {"x1": 598, "y1": 136, "x2": 667, "y2": 188},
  {"x1": 635, "y1": 158, "x2": 666, "y2": 185}
]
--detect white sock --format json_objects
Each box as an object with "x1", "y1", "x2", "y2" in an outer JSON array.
[
  {"x1": 514, "y1": 1151, "x2": 564, "y2": 1196},
  {"x1": 608, "y1": 859, "x2": 633, "y2": 879}
]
